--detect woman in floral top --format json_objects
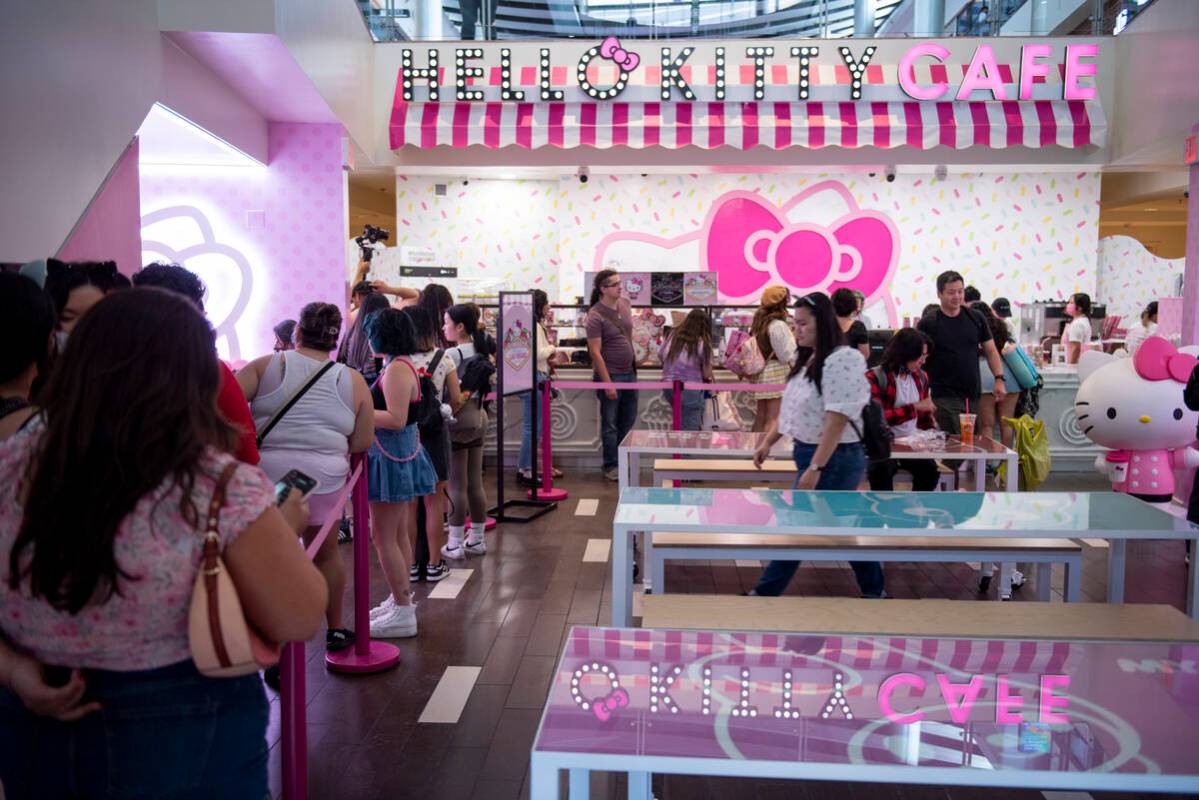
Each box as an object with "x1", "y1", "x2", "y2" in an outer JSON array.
[{"x1": 0, "y1": 288, "x2": 325, "y2": 799}]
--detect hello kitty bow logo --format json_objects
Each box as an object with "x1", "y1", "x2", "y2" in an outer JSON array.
[
  {"x1": 593, "y1": 181, "x2": 901, "y2": 324},
  {"x1": 599, "y1": 37, "x2": 639, "y2": 71},
  {"x1": 1134, "y1": 336, "x2": 1199, "y2": 384},
  {"x1": 704, "y1": 184, "x2": 899, "y2": 305}
]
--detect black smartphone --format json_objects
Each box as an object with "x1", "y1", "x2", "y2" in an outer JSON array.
[
  {"x1": 274, "y1": 469, "x2": 320, "y2": 506},
  {"x1": 43, "y1": 664, "x2": 72, "y2": 688}
]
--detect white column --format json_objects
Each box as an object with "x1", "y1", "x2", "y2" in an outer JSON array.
[
  {"x1": 1029, "y1": 0, "x2": 1049, "y2": 34},
  {"x1": 414, "y1": 0, "x2": 444, "y2": 39},
  {"x1": 854, "y1": 0, "x2": 876, "y2": 36},
  {"x1": 912, "y1": 0, "x2": 945, "y2": 36}
]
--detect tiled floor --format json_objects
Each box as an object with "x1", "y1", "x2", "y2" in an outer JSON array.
[{"x1": 266, "y1": 470, "x2": 1197, "y2": 800}]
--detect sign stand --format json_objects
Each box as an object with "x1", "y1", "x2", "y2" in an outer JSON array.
[{"x1": 490, "y1": 290, "x2": 556, "y2": 523}]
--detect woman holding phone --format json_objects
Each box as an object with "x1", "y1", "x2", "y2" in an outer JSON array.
[{"x1": 0, "y1": 288, "x2": 325, "y2": 798}]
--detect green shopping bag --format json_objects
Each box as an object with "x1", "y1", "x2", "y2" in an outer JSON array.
[{"x1": 1000, "y1": 414, "x2": 1051, "y2": 491}]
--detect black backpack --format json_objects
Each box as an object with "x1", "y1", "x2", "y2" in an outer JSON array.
[
  {"x1": 415, "y1": 350, "x2": 446, "y2": 438},
  {"x1": 850, "y1": 398, "x2": 894, "y2": 464}
]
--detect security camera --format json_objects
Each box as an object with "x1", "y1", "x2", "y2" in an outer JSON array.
[
  {"x1": 934, "y1": 165, "x2": 947, "y2": 181},
  {"x1": 577, "y1": 166, "x2": 590, "y2": 184},
  {"x1": 885, "y1": 166, "x2": 897, "y2": 183}
]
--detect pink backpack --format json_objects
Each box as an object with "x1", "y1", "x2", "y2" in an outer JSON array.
[{"x1": 723, "y1": 329, "x2": 766, "y2": 378}]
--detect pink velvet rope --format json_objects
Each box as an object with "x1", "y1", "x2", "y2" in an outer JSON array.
[
  {"x1": 370, "y1": 432, "x2": 421, "y2": 463},
  {"x1": 303, "y1": 461, "x2": 363, "y2": 560}
]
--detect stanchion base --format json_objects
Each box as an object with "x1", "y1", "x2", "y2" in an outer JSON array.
[
  {"x1": 325, "y1": 640, "x2": 401, "y2": 674},
  {"x1": 530, "y1": 487, "x2": 569, "y2": 501}
]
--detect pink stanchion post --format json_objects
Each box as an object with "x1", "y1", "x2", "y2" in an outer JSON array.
[
  {"x1": 671, "y1": 380, "x2": 684, "y2": 487},
  {"x1": 280, "y1": 641, "x2": 307, "y2": 800},
  {"x1": 531, "y1": 378, "x2": 568, "y2": 501},
  {"x1": 326, "y1": 456, "x2": 401, "y2": 675}
]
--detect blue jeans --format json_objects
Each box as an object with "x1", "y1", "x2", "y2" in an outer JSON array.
[
  {"x1": 662, "y1": 388, "x2": 705, "y2": 432},
  {"x1": 0, "y1": 659, "x2": 268, "y2": 799},
  {"x1": 752, "y1": 441, "x2": 886, "y2": 598},
  {"x1": 599, "y1": 372, "x2": 639, "y2": 472},
  {"x1": 519, "y1": 371, "x2": 548, "y2": 472}
]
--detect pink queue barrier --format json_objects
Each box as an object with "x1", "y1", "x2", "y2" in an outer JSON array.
[
  {"x1": 531, "y1": 378, "x2": 568, "y2": 502},
  {"x1": 281, "y1": 457, "x2": 400, "y2": 800}
]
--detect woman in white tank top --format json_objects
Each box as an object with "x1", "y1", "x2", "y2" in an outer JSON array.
[{"x1": 238, "y1": 303, "x2": 374, "y2": 656}]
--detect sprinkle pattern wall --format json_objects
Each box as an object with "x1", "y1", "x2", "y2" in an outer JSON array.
[
  {"x1": 387, "y1": 172, "x2": 1101, "y2": 319},
  {"x1": 1095, "y1": 234, "x2": 1185, "y2": 322}
]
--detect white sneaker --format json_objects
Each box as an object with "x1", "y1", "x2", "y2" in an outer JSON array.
[
  {"x1": 370, "y1": 604, "x2": 417, "y2": 638},
  {"x1": 1010, "y1": 569, "x2": 1027, "y2": 589},
  {"x1": 464, "y1": 538, "x2": 486, "y2": 556},
  {"x1": 369, "y1": 596, "x2": 397, "y2": 621},
  {"x1": 441, "y1": 541, "x2": 465, "y2": 560}
]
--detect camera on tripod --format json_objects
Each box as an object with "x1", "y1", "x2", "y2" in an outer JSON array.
[{"x1": 354, "y1": 224, "x2": 390, "y2": 262}]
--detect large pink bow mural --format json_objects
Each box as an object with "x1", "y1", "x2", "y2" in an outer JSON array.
[{"x1": 593, "y1": 181, "x2": 901, "y2": 324}]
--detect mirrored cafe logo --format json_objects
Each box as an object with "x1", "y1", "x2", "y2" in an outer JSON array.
[{"x1": 569, "y1": 660, "x2": 1071, "y2": 726}]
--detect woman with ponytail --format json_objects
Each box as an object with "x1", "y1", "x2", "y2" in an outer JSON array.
[{"x1": 441, "y1": 304, "x2": 496, "y2": 559}]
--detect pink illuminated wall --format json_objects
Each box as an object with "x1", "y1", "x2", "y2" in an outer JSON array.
[
  {"x1": 139, "y1": 123, "x2": 347, "y2": 361},
  {"x1": 58, "y1": 138, "x2": 143, "y2": 275}
]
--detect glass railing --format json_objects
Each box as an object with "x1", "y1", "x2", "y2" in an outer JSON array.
[{"x1": 356, "y1": 0, "x2": 1158, "y2": 41}]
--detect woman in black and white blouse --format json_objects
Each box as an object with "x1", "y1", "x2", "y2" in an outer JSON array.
[{"x1": 748, "y1": 292, "x2": 885, "y2": 599}]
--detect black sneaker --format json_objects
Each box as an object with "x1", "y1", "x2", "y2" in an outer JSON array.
[
  {"x1": 326, "y1": 628, "x2": 356, "y2": 653},
  {"x1": 409, "y1": 562, "x2": 425, "y2": 581},
  {"x1": 262, "y1": 666, "x2": 281, "y2": 692},
  {"x1": 516, "y1": 471, "x2": 542, "y2": 487},
  {"x1": 338, "y1": 518, "x2": 352, "y2": 544},
  {"x1": 424, "y1": 561, "x2": 450, "y2": 582}
]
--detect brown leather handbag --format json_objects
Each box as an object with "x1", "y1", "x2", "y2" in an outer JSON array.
[{"x1": 188, "y1": 462, "x2": 280, "y2": 677}]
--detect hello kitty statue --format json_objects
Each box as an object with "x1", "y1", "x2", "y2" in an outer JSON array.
[{"x1": 1073, "y1": 336, "x2": 1199, "y2": 501}]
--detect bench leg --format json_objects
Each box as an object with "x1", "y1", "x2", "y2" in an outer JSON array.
[
  {"x1": 569, "y1": 769, "x2": 590, "y2": 800},
  {"x1": 650, "y1": 539, "x2": 665, "y2": 596},
  {"x1": 998, "y1": 562, "x2": 1014, "y2": 601},
  {"x1": 1035, "y1": 563, "x2": 1051, "y2": 602},
  {"x1": 1107, "y1": 539, "x2": 1126, "y2": 604},
  {"x1": 530, "y1": 755, "x2": 561, "y2": 800},
  {"x1": 627, "y1": 771, "x2": 651, "y2": 800},
  {"x1": 1065, "y1": 558, "x2": 1082, "y2": 603}
]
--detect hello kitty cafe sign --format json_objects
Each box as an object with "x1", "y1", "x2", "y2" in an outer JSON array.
[
  {"x1": 389, "y1": 40, "x2": 1106, "y2": 151},
  {"x1": 394, "y1": 40, "x2": 1100, "y2": 104}
]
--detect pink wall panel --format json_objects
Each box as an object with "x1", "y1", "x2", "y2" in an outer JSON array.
[
  {"x1": 58, "y1": 138, "x2": 144, "y2": 275},
  {"x1": 139, "y1": 122, "x2": 347, "y2": 362}
]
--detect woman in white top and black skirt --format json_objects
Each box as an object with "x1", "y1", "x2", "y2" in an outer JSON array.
[{"x1": 748, "y1": 292, "x2": 885, "y2": 599}]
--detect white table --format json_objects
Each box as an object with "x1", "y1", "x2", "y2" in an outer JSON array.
[
  {"x1": 530, "y1": 626, "x2": 1199, "y2": 799},
  {"x1": 618, "y1": 429, "x2": 1019, "y2": 493},
  {"x1": 619, "y1": 430, "x2": 1022, "y2": 596},
  {"x1": 611, "y1": 488, "x2": 1199, "y2": 628}
]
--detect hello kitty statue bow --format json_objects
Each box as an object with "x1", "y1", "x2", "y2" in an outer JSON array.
[
  {"x1": 1133, "y1": 336, "x2": 1198, "y2": 383},
  {"x1": 599, "y1": 37, "x2": 639, "y2": 72}
]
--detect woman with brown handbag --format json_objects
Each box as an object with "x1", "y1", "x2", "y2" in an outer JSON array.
[{"x1": 0, "y1": 288, "x2": 325, "y2": 799}]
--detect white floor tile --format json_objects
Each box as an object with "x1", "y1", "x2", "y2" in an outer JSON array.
[
  {"x1": 427, "y1": 569, "x2": 474, "y2": 599},
  {"x1": 575, "y1": 498, "x2": 599, "y2": 516},
  {"x1": 583, "y1": 538, "x2": 611, "y2": 563},
  {"x1": 418, "y1": 666, "x2": 482, "y2": 723}
]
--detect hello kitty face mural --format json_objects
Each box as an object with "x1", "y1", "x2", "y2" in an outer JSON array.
[{"x1": 1074, "y1": 337, "x2": 1199, "y2": 498}]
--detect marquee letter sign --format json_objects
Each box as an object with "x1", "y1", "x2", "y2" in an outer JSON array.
[{"x1": 396, "y1": 41, "x2": 1101, "y2": 105}]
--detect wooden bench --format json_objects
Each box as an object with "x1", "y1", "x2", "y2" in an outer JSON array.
[
  {"x1": 645, "y1": 532, "x2": 1083, "y2": 603},
  {"x1": 652, "y1": 457, "x2": 956, "y2": 491},
  {"x1": 641, "y1": 595, "x2": 1199, "y2": 642}
]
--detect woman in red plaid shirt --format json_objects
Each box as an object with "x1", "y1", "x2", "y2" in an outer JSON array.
[{"x1": 866, "y1": 328, "x2": 940, "y2": 491}]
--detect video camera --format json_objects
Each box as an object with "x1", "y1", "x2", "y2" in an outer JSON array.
[{"x1": 354, "y1": 224, "x2": 390, "y2": 263}]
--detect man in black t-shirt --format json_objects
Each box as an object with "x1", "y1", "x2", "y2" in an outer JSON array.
[{"x1": 917, "y1": 271, "x2": 1007, "y2": 439}]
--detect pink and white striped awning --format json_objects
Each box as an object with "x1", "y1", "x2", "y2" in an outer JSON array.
[{"x1": 390, "y1": 99, "x2": 1105, "y2": 150}]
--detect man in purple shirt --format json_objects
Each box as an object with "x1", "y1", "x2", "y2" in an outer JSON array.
[{"x1": 586, "y1": 270, "x2": 637, "y2": 481}]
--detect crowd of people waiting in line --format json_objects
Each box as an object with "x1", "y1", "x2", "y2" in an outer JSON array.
[{"x1": 0, "y1": 261, "x2": 507, "y2": 797}]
